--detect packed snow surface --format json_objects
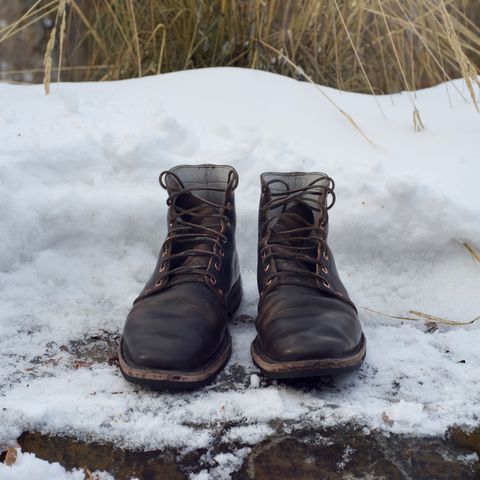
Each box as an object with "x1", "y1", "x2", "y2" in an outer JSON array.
[{"x1": 1, "y1": 68, "x2": 479, "y2": 454}]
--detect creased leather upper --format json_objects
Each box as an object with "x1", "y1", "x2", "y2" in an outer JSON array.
[
  {"x1": 122, "y1": 164, "x2": 240, "y2": 371},
  {"x1": 256, "y1": 172, "x2": 363, "y2": 362}
]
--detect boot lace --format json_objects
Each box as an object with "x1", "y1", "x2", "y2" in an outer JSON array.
[
  {"x1": 260, "y1": 176, "x2": 335, "y2": 289},
  {"x1": 155, "y1": 169, "x2": 238, "y2": 287}
]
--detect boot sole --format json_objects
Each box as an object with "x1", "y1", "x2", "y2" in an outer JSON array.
[
  {"x1": 118, "y1": 277, "x2": 242, "y2": 390},
  {"x1": 250, "y1": 334, "x2": 366, "y2": 379}
]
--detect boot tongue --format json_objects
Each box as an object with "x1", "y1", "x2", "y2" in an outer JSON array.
[
  {"x1": 171, "y1": 191, "x2": 220, "y2": 271},
  {"x1": 269, "y1": 201, "x2": 316, "y2": 273}
]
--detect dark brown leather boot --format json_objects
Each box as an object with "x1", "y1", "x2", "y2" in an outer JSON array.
[
  {"x1": 251, "y1": 172, "x2": 366, "y2": 379},
  {"x1": 119, "y1": 165, "x2": 242, "y2": 389}
]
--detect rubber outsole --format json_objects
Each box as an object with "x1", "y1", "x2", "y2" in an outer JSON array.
[
  {"x1": 118, "y1": 277, "x2": 242, "y2": 390},
  {"x1": 250, "y1": 334, "x2": 367, "y2": 379}
]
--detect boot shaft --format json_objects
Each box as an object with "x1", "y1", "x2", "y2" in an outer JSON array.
[
  {"x1": 257, "y1": 171, "x2": 353, "y2": 305},
  {"x1": 137, "y1": 164, "x2": 240, "y2": 302}
]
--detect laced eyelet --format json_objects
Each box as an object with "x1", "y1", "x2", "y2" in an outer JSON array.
[
  {"x1": 261, "y1": 251, "x2": 266, "y2": 261},
  {"x1": 155, "y1": 280, "x2": 162, "y2": 286},
  {"x1": 264, "y1": 263, "x2": 270, "y2": 272},
  {"x1": 225, "y1": 219, "x2": 230, "y2": 227},
  {"x1": 210, "y1": 276, "x2": 217, "y2": 285},
  {"x1": 219, "y1": 249, "x2": 225, "y2": 257},
  {"x1": 166, "y1": 199, "x2": 172, "y2": 206},
  {"x1": 266, "y1": 278, "x2": 272, "y2": 286},
  {"x1": 226, "y1": 202, "x2": 232, "y2": 209},
  {"x1": 323, "y1": 251, "x2": 329, "y2": 260},
  {"x1": 323, "y1": 280, "x2": 331, "y2": 288},
  {"x1": 321, "y1": 266, "x2": 328, "y2": 274},
  {"x1": 160, "y1": 263, "x2": 166, "y2": 272},
  {"x1": 163, "y1": 248, "x2": 168, "y2": 256},
  {"x1": 215, "y1": 262, "x2": 221, "y2": 271}
]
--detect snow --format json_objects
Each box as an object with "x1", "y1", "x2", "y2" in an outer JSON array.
[
  {"x1": 0, "y1": 449, "x2": 113, "y2": 480},
  {"x1": 0, "y1": 67, "x2": 479, "y2": 466},
  {"x1": 249, "y1": 374, "x2": 260, "y2": 389},
  {"x1": 222, "y1": 424, "x2": 274, "y2": 445},
  {"x1": 191, "y1": 448, "x2": 251, "y2": 480}
]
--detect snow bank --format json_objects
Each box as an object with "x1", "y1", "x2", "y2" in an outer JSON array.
[{"x1": 0, "y1": 68, "x2": 479, "y2": 452}]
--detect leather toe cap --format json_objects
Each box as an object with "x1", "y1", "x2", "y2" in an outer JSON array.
[
  {"x1": 257, "y1": 286, "x2": 363, "y2": 363},
  {"x1": 122, "y1": 284, "x2": 226, "y2": 371}
]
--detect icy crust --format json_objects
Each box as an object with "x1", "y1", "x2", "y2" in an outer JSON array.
[{"x1": 0, "y1": 68, "x2": 479, "y2": 451}]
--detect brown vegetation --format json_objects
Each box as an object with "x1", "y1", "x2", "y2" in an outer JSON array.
[{"x1": 0, "y1": 0, "x2": 479, "y2": 101}]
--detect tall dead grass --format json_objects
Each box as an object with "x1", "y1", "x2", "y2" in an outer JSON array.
[{"x1": 1, "y1": 0, "x2": 479, "y2": 102}]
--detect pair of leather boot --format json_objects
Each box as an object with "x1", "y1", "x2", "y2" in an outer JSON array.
[{"x1": 119, "y1": 165, "x2": 366, "y2": 389}]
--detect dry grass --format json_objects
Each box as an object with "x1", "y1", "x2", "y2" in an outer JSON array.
[
  {"x1": 462, "y1": 241, "x2": 480, "y2": 262},
  {"x1": 1, "y1": 0, "x2": 479, "y2": 101},
  {"x1": 362, "y1": 306, "x2": 480, "y2": 327}
]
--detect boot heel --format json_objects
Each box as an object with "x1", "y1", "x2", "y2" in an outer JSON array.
[{"x1": 226, "y1": 277, "x2": 242, "y2": 317}]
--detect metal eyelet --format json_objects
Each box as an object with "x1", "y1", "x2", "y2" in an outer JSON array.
[
  {"x1": 219, "y1": 249, "x2": 225, "y2": 257},
  {"x1": 160, "y1": 263, "x2": 166, "y2": 272},
  {"x1": 322, "y1": 266, "x2": 328, "y2": 274},
  {"x1": 323, "y1": 251, "x2": 329, "y2": 260},
  {"x1": 323, "y1": 280, "x2": 331, "y2": 288},
  {"x1": 210, "y1": 277, "x2": 217, "y2": 285},
  {"x1": 222, "y1": 237, "x2": 227, "y2": 244},
  {"x1": 218, "y1": 288, "x2": 223, "y2": 295},
  {"x1": 225, "y1": 219, "x2": 230, "y2": 227},
  {"x1": 266, "y1": 278, "x2": 272, "y2": 286},
  {"x1": 264, "y1": 264, "x2": 270, "y2": 272},
  {"x1": 155, "y1": 280, "x2": 162, "y2": 286},
  {"x1": 215, "y1": 262, "x2": 221, "y2": 271},
  {"x1": 226, "y1": 202, "x2": 232, "y2": 209}
]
